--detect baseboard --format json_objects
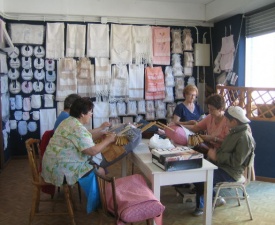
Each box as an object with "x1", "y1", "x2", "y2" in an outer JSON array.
[{"x1": 256, "y1": 176, "x2": 275, "y2": 183}]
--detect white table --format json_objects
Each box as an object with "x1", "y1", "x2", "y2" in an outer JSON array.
[{"x1": 129, "y1": 140, "x2": 217, "y2": 225}]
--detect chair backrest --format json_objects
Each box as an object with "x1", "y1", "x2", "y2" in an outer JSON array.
[
  {"x1": 94, "y1": 170, "x2": 119, "y2": 219},
  {"x1": 25, "y1": 138, "x2": 41, "y2": 183}
]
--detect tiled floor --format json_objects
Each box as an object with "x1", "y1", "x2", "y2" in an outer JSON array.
[{"x1": 1, "y1": 158, "x2": 275, "y2": 225}]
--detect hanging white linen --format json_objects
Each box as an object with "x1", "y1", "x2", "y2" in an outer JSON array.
[
  {"x1": 77, "y1": 62, "x2": 95, "y2": 97},
  {"x1": 1, "y1": 74, "x2": 8, "y2": 94},
  {"x1": 66, "y1": 24, "x2": 86, "y2": 57},
  {"x1": 10, "y1": 23, "x2": 44, "y2": 45},
  {"x1": 0, "y1": 53, "x2": 8, "y2": 73},
  {"x1": 46, "y1": 22, "x2": 64, "y2": 59},
  {"x1": 110, "y1": 24, "x2": 132, "y2": 64},
  {"x1": 183, "y1": 29, "x2": 193, "y2": 51},
  {"x1": 171, "y1": 29, "x2": 183, "y2": 54},
  {"x1": 132, "y1": 25, "x2": 153, "y2": 65},
  {"x1": 1, "y1": 93, "x2": 9, "y2": 122},
  {"x1": 95, "y1": 58, "x2": 111, "y2": 98},
  {"x1": 220, "y1": 34, "x2": 235, "y2": 71},
  {"x1": 93, "y1": 101, "x2": 109, "y2": 129},
  {"x1": 56, "y1": 58, "x2": 77, "y2": 101},
  {"x1": 109, "y1": 64, "x2": 129, "y2": 102},
  {"x1": 39, "y1": 108, "x2": 56, "y2": 139},
  {"x1": 87, "y1": 24, "x2": 109, "y2": 58},
  {"x1": 128, "y1": 64, "x2": 144, "y2": 100}
]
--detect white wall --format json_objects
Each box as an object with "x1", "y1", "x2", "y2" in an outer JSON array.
[{"x1": 3, "y1": 0, "x2": 205, "y2": 20}]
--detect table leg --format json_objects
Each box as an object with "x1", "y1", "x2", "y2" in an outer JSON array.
[
  {"x1": 203, "y1": 169, "x2": 214, "y2": 225},
  {"x1": 121, "y1": 157, "x2": 127, "y2": 177},
  {"x1": 152, "y1": 175, "x2": 161, "y2": 225}
]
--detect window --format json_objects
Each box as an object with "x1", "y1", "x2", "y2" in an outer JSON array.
[{"x1": 245, "y1": 32, "x2": 275, "y2": 88}]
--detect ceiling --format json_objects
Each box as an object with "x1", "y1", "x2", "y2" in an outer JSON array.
[{"x1": 1, "y1": 0, "x2": 275, "y2": 25}]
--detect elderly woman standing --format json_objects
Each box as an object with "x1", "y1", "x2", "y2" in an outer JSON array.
[
  {"x1": 41, "y1": 97, "x2": 116, "y2": 187},
  {"x1": 182, "y1": 93, "x2": 229, "y2": 149},
  {"x1": 173, "y1": 84, "x2": 204, "y2": 126}
]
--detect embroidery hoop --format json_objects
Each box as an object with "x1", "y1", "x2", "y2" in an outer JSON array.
[
  {"x1": 34, "y1": 58, "x2": 45, "y2": 69},
  {"x1": 34, "y1": 69, "x2": 45, "y2": 80},
  {"x1": 34, "y1": 46, "x2": 45, "y2": 58},
  {"x1": 45, "y1": 59, "x2": 55, "y2": 71},
  {"x1": 21, "y1": 81, "x2": 33, "y2": 94},
  {"x1": 21, "y1": 69, "x2": 33, "y2": 81},
  {"x1": 33, "y1": 81, "x2": 44, "y2": 92},
  {"x1": 45, "y1": 82, "x2": 56, "y2": 94},
  {"x1": 46, "y1": 71, "x2": 56, "y2": 82},
  {"x1": 21, "y1": 57, "x2": 32, "y2": 69},
  {"x1": 21, "y1": 45, "x2": 34, "y2": 57},
  {"x1": 8, "y1": 47, "x2": 20, "y2": 59},
  {"x1": 8, "y1": 68, "x2": 20, "y2": 80},
  {"x1": 9, "y1": 58, "x2": 21, "y2": 69}
]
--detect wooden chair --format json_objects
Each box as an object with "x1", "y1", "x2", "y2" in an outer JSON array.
[
  {"x1": 25, "y1": 138, "x2": 76, "y2": 225},
  {"x1": 212, "y1": 152, "x2": 255, "y2": 220},
  {"x1": 95, "y1": 170, "x2": 163, "y2": 225}
]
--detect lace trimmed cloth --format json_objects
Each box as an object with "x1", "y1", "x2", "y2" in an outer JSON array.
[
  {"x1": 93, "y1": 101, "x2": 109, "y2": 128},
  {"x1": 66, "y1": 24, "x2": 86, "y2": 57},
  {"x1": 87, "y1": 24, "x2": 109, "y2": 58},
  {"x1": 145, "y1": 66, "x2": 165, "y2": 100},
  {"x1": 132, "y1": 25, "x2": 153, "y2": 65},
  {"x1": 129, "y1": 64, "x2": 144, "y2": 100},
  {"x1": 10, "y1": 23, "x2": 44, "y2": 45},
  {"x1": 109, "y1": 64, "x2": 129, "y2": 102},
  {"x1": 95, "y1": 58, "x2": 111, "y2": 98},
  {"x1": 46, "y1": 22, "x2": 64, "y2": 59},
  {"x1": 152, "y1": 26, "x2": 170, "y2": 65},
  {"x1": 110, "y1": 24, "x2": 132, "y2": 64},
  {"x1": 77, "y1": 58, "x2": 95, "y2": 97},
  {"x1": 220, "y1": 34, "x2": 235, "y2": 71},
  {"x1": 171, "y1": 29, "x2": 183, "y2": 54},
  {"x1": 56, "y1": 58, "x2": 77, "y2": 101}
]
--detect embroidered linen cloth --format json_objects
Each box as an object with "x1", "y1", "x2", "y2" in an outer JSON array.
[
  {"x1": 39, "y1": 108, "x2": 56, "y2": 139},
  {"x1": 66, "y1": 24, "x2": 86, "y2": 57},
  {"x1": 128, "y1": 64, "x2": 144, "y2": 100},
  {"x1": 109, "y1": 65, "x2": 129, "y2": 102},
  {"x1": 171, "y1": 29, "x2": 183, "y2": 54},
  {"x1": 110, "y1": 24, "x2": 132, "y2": 64},
  {"x1": 46, "y1": 23, "x2": 64, "y2": 59},
  {"x1": 56, "y1": 58, "x2": 77, "y2": 101},
  {"x1": 87, "y1": 24, "x2": 109, "y2": 58},
  {"x1": 77, "y1": 58, "x2": 95, "y2": 97},
  {"x1": 145, "y1": 66, "x2": 165, "y2": 100},
  {"x1": 183, "y1": 29, "x2": 193, "y2": 51},
  {"x1": 152, "y1": 26, "x2": 170, "y2": 65},
  {"x1": 10, "y1": 23, "x2": 44, "y2": 45},
  {"x1": 95, "y1": 58, "x2": 111, "y2": 98},
  {"x1": 93, "y1": 101, "x2": 109, "y2": 129},
  {"x1": 132, "y1": 25, "x2": 153, "y2": 65}
]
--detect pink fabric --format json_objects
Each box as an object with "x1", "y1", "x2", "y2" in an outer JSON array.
[
  {"x1": 152, "y1": 27, "x2": 170, "y2": 65},
  {"x1": 105, "y1": 174, "x2": 165, "y2": 224},
  {"x1": 196, "y1": 114, "x2": 229, "y2": 149},
  {"x1": 145, "y1": 66, "x2": 165, "y2": 100},
  {"x1": 165, "y1": 125, "x2": 188, "y2": 145}
]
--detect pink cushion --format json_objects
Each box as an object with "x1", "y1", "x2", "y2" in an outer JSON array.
[
  {"x1": 105, "y1": 174, "x2": 165, "y2": 223},
  {"x1": 164, "y1": 125, "x2": 188, "y2": 145}
]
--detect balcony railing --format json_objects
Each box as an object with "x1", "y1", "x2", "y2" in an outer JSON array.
[{"x1": 216, "y1": 85, "x2": 275, "y2": 121}]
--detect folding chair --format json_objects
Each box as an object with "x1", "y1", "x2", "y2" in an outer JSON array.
[{"x1": 212, "y1": 152, "x2": 255, "y2": 220}]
